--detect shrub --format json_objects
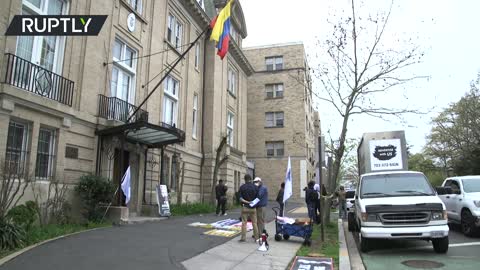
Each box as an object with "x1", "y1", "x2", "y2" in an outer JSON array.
[
  {"x1": 170, "y1": 203, "x2": 216, "y2": 216},
  {"x1": 0, "y1": 219, "x2": 25, "y2": 250},
  {"x1": 6, "y1": 201, "x2": 38, "y2": 230},
  {"x1": 75, "y1": 174, "x2": 115, "y2": 221}
]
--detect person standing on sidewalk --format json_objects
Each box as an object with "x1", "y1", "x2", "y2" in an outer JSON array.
[
  {"x1": 239, "y1": 174, "x2": 259, "y2": 242},
  {"x1": 215, "y1": 179, "x2": 228, "y2": 216},
  {"x1": 336, "y1": 185, "x2": 347, "y2": 219},
  {"x1": 254, "y1": 177, "x2": 268, "y2": 233},
  {"x1": 276, "y1": 182, "x2": 285, "y2": 217},
  {"x1": 305, "y1": 181, "x2": 319, "y2": 223},
  {"x1": 314, "y1": 183, "x2": 321, "y2": 224}
]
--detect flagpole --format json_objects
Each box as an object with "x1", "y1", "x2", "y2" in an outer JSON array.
[{"x1": 126, "y1": 25, "x2": 211, "y2": 123}]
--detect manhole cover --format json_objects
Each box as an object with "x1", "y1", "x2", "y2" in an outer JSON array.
[{"x1": 401, "y1": 260, "x2": 444, "y2": 269}]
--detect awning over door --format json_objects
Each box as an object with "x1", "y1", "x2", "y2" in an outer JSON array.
[{"x1": 95, "y1": 121, "x2": 185, "y2": 148}]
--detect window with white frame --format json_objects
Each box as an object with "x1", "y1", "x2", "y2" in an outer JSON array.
[
  {"x1": 163, "y1": 75, "x2": 179, "y2": 126},
  {"x1": 265, "y1": 56, "x2": 283, "y2": 71},
  {"x1": 266, "y1": 141, "x2": 284, "y2": 157},
  {"x1": 111, "y1": 38, "x2": 137, "y2": 104},
  {"x1": 265, "y1": 83, "x2": 284, "y2": 98},
  {"x1": 192, "y1": 94, "x2": 198, "y2": 139},
  {"x1": 194, "y1": 42, "x2": 200, "y2": 69},
  {"x1": 227, "y1": 66, "x2": 237, "y2": 95},
  {"x1": 16, "y1": 0, "x2": 66, "y2": 75},
  {"x1": 227, "y1": 111, "x2": 234, "y2": 146},
  {"x1": 265, "y1": 112, "x2": 284, "y2": 127},
  {"x1": 129, "y1": 0, "x2": 142, "y2": 14},
  {"x1": 5, "y1": 121, "x2": 30, "y2": 176},
  {"x1": 35, "y1": 127, "x2": 56, "y2": 179},
  {"x1": 167, "y1": 13, "x2": 183, "y2": 50}
]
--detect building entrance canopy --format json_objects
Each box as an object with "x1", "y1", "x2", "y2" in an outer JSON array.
[{"x1": 95, "y1": 121, "x2": 185, "y2": 148}]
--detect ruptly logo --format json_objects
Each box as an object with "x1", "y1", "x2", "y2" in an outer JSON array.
[{"x1": 5, "y1": 15, "x2": 107, "y2": 36}]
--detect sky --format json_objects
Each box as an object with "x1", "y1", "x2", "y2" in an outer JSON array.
[{"x1": 240, "y1": 0, "x2": 480, "y2": 153}]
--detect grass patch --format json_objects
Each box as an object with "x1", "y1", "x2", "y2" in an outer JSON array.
[
  {"x1": 0, "y1": 222, "x2": 110, "y2": 260},
  {"x1": 296, "y1": 222, "x2": 339, "y2": 269},
  {"x1": 170, "y1": 203, "x2": 216, "y2": 216}
]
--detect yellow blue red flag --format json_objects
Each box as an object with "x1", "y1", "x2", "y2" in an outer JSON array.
[{"x1": 210, "y1": 0, "x2": 233, "y2": 59}]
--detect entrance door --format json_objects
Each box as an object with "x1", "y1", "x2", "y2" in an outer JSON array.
[{"x1": 113, "y1": 149, "x2": 130, "y2": 206}]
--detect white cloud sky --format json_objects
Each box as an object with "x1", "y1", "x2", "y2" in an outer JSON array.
[{"x1": 240, "y1": 0, "x2": 480, "y2": 153}]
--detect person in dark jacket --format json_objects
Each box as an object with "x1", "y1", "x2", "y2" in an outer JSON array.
[
  {"x1": 238, "y1": 174, "x2": 259, "y2": 242},
  {"x1": 276, "y1": 182, "x2": 285, "y2": 217},
  {"x1": 215, "y1": 179, "x2": 228, "y2": 216},
  {"x1": 305, "y1": 181, "x2": 319, "y2": 223}
]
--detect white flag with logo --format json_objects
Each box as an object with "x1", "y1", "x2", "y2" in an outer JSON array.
[
  {"x1": 283, "y1": 156, "x2": 292, "y2": 203},
  {"x1": 121, "y1": 166, "x2": 131, "y2": 204}
]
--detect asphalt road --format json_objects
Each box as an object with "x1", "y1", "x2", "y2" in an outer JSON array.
[
  {"x1": 352, "y1": 223, "x2": 480, "y2": 270},
  {"x1": 1, "y1": 201, "x2": 301, "y2": 270}
]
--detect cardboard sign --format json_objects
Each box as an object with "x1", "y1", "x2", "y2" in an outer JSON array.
[
  {"x1": 369, "y1": 139, "x2": 403, "y2": 171},
  {"x1": 290, "y1": 257, "x2": 334, "y2": 270},
  {"x1": 156, "y1": 184, "x2": 171, "y2": 217},
  {"x1": 203, "y1": 229, "x2": 240, "y2": 237}
]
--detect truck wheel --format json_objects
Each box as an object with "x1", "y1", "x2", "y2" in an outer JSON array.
[
  {"x1": 359, "y1": 233, "x2": 371, "y2": 252},
  {"x1": 461, "y1": 210, "x2": 477, "y2": 237},
  {"x1": 348, "y1": 212, "x2": 355, "y2": 232},
  {"x1": 432, "y1": 236, "x2": 449, "y2": 254}
]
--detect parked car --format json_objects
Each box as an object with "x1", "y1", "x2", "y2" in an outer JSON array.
[
  {"x1": 346, "y1": 189, "x2": 355, "y2": 212},
  {"x1": 438, "y1": 176, "x2": 480, "y2": 236},
  {"x1": 349, "y1": 171, "x2": 449, "y2": 253}
]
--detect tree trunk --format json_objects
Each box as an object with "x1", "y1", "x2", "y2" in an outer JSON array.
[{"x1": 211, "y1": 136, "x2": 228, "y2": 203}]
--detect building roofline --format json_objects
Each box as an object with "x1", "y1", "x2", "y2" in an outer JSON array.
[{"x1": 242, "y1": 41, "x2": 304, "y2": 50}]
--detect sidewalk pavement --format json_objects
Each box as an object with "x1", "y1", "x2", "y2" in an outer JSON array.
[{"x1": 182, "y1": 208, "x2": 308, "y2": 270}]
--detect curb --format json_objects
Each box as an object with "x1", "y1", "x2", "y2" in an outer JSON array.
[
  {"x1": 0, "y1": 226, "x2": 110, "y2": 267},
  {"x1": 343, "y1": 222, "x2": 366, "y2": 270},
  {"x1": 338, "y1": 218, "x2": 351, "y2": 270}
]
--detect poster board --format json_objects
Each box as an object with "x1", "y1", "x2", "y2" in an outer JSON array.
[
  {"x1": 369, "y1": 139, "x2": 403, "y2": 171},
  {"x1": 156, "y1": 184, "x2": 171, "y2": 217},
  {"x1": 290, "y1": 256, "x2": 334, "y2": 270}
]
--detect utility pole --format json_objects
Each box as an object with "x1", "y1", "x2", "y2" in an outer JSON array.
[{"x1": 318, "y1": 136, "x2": 324, "y2": 241}]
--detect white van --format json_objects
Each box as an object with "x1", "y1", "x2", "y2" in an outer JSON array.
[{"x1": 349, "y1": 171, "x2": 449, "y2": 253}]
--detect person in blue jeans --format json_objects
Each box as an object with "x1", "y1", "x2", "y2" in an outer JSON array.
[{"x1": 254, "y1": 177, "x2": 268, "y2": 234}]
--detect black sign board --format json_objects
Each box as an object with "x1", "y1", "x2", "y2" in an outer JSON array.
[
  {"x1": 156, "y1": 184, "x2": 171, "y2": 217},
  {"x1": 290, "y1": 256, "x2": 334, "y2": 270}
]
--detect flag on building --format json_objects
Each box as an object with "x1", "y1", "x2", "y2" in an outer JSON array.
[
  {"x1": 283, "y1": 156, "x2": 293, "y2": 203},
  {"x1": 121, "y1": 166, "x2": 131, "y2": 204},
  {"x1": 210, "y1": 0, "x2": 233, "y2": 59}
]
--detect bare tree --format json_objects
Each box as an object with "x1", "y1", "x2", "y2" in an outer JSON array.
[
  {"x1": 313, "y1": 0, "x2": 426, "y2": 186},
  {"x1": 0, "y1": 160, "x2": 31, "y2": 220},
  {"x1": 31, "y1": 178, "x2": 70, "y2": 225},
  {"x1": 175, "y1": 156, "x2": 186, "y2": 205},
  {"x1": 211, "y1": 136, "x2": 228, "y2": 203}
]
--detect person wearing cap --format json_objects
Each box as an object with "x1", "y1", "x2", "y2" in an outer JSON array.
[
  {"x1": 238, "y1": 174, "x2": 259, "y2": 242},
  {"x1": 253, "y1": 177, "x2": 268, "y2": 234}
]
